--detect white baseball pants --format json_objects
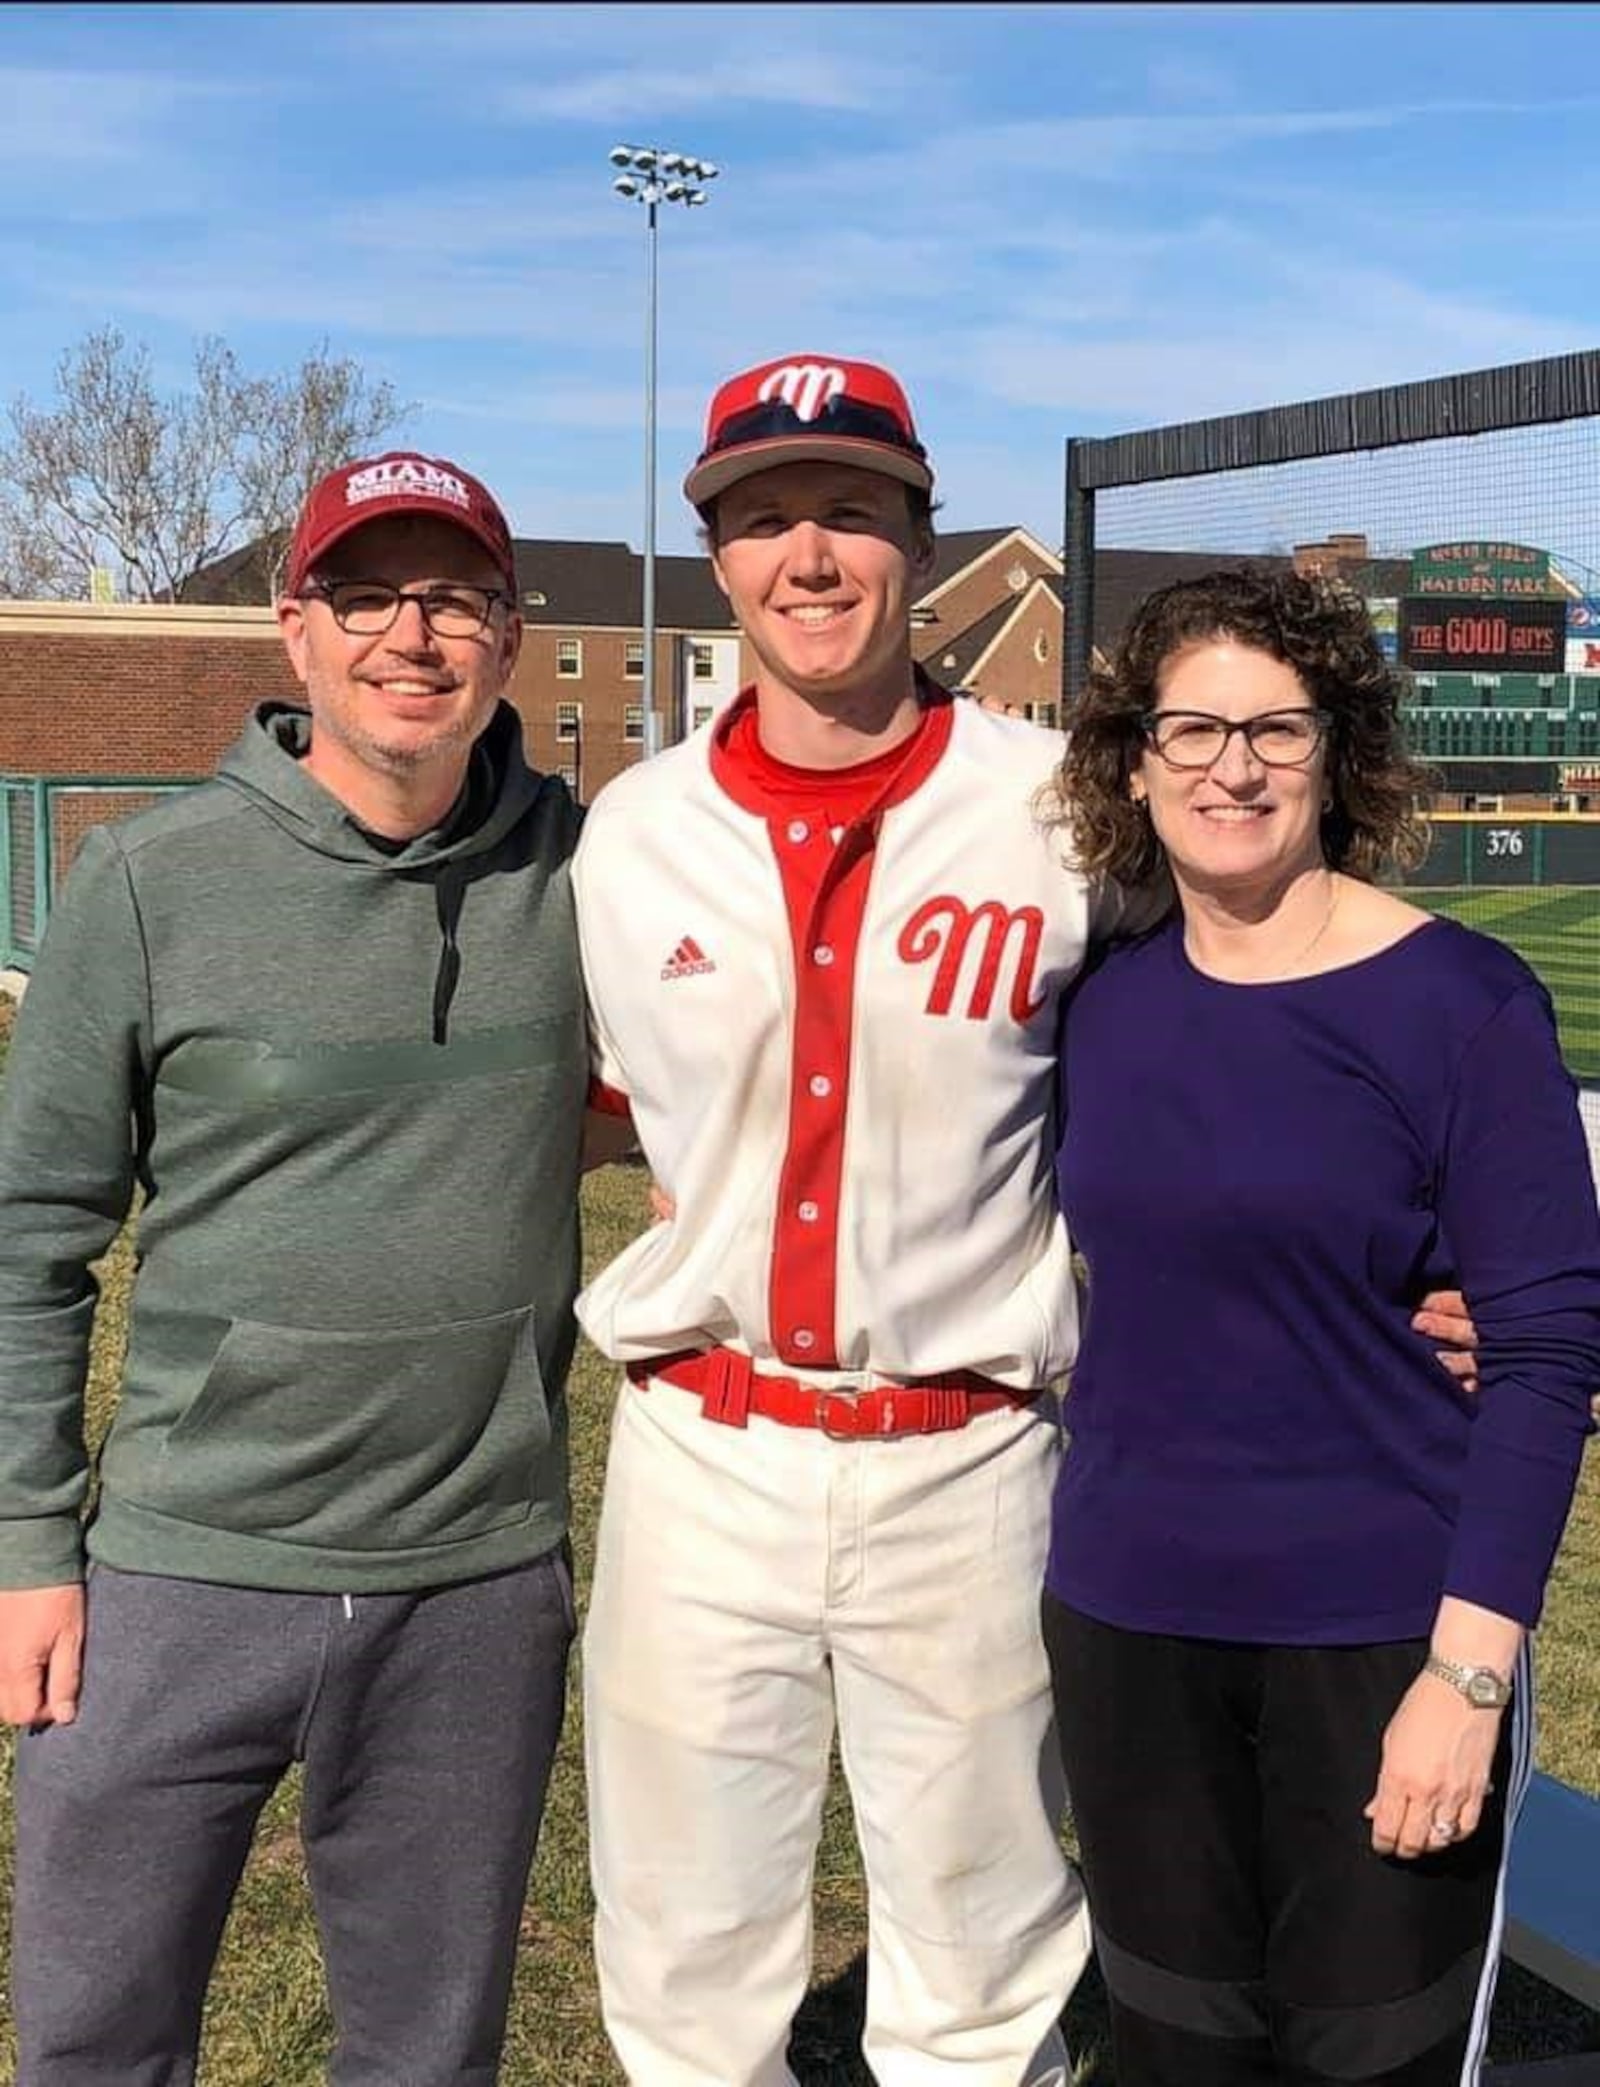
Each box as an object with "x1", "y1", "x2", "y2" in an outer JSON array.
[{"x1": 583, "y1": 1373, "x2": 1089, "y2": 2086}]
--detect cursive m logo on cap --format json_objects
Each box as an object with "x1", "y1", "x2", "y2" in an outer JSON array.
[
  {"x1": 757, "y1": 364, "x2": 847, "y2": 424},
  {"x1": 345, "y1": 458, "x2": 471, "y2": 511}
]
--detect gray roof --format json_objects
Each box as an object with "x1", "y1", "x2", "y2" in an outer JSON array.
[
  {"x1": 922, "y1": 528, "x2": 1032, "y2": 596},
  {"x1": 174, "y1": 537, "x2": 284, "y2": 607},
  {"x1": 511, "y1": 541, "x2": 734, "y2": 630},
  {"x1": 922, "y1": 596, "x2": 1020, "y2": 688},
  {"x1": 1090, "y1": 549, "x2": 1283, "y2": 646},
  {"x1": 180, "y1": 531, "x2": 738, "y2": 629},
  {"x1": 1088, "y1": 548, "x2": 1411, "y2": 647},
  {"x1": 178, "y1": 529, "x2": 1409, "y2": 646}
]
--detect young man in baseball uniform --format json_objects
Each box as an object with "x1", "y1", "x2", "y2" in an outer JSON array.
[
  {"x1": 571, "y1": 357, "x2": 1477, "y2": 2086},
  {"x1": 572, "y1": 355, "x2": 1124, "y2": 2087}
]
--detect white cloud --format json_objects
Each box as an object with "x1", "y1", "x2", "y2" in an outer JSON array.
[
  {"x1": 967, "y1": 299, "x2": 1584, "y2": 428},
  {"x1": 500, "y1": 52, "x2": 905, "y2": 120},
  {"x1": 1144, "y1": 53, "x2": 1238, "y2": 104},
  {"x1": 427, "y1": 380, "x2": 706, "y2": 437},
  {"x1": 0, "y1": 67, "x2": 225, "y2": 169}
]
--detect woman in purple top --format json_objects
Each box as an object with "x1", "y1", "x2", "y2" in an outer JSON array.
[{"x1": 1042, "y1": 569, "x2": 1600, "y2": 2087}]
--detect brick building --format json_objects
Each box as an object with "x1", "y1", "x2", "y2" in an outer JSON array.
[{"x1": 0, "y1": 524, "x2": 1090, "y2": 803}]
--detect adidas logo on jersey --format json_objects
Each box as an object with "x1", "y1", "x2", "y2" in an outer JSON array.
[{"x1": 661, "y1": 936, "x2": 716, "y2": 982}]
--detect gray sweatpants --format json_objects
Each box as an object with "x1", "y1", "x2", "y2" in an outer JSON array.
[{"x1": 11, "y1": 1550, "x2": 575, "y2": 2087}]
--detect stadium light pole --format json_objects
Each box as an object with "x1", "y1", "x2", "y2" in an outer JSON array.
[{"x1": 608, "y1": 143, "x2": 718, "y2": 759}]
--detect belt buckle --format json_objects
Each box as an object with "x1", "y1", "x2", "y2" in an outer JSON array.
[{"x1": 816, "y1": 1390, "x2": 862, "y2": 1440}]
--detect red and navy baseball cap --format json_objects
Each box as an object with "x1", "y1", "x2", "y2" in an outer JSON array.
[
  {"x1": 284, "y1": 451, "x2": 516, "y2": 597},
  {"x1": 684, "y1": 355, "x2": 934, "y2": 509}
]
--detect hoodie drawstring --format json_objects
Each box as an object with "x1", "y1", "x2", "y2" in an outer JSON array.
[{"x1": 432, "y1": 865, "x2": 467, "y2": 1045}]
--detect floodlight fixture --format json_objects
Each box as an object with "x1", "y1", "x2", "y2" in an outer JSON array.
[{"x1": 604, "y1": 141, "x2": 722, "y2": 761}]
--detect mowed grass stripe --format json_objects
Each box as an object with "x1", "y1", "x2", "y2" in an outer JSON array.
[{"x1": 1409, "y1": 887, "x2": 1600, "y2": 1078}]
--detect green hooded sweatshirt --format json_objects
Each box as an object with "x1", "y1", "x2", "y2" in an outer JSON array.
[{"x1": 0, "y1": 700, "x2": 585, "y2": 1594}]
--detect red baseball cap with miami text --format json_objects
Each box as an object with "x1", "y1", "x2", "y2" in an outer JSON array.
[
  {"x1": 684, "y1": 355, "x2": 935, "y2": 509},
  {"x1": 284, "y1": 451, "x2": 516, "y2": 597}
]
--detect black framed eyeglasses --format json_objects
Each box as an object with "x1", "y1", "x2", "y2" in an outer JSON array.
[
  {"x1": 298, "y1": 578, "x2": 510, "y2": 638},
  {"x1": 1141, "y1": 708, "x2": 1333, "y2": 770}
]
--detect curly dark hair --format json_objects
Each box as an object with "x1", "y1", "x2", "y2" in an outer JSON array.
[{"x1": 1047, "y1": 566, "x2": 1432, "y2": 884}]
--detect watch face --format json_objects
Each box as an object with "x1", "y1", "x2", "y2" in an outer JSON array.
[{"x1": 1466, "y1": 1670, "x2": 1504, "y2": 1707}]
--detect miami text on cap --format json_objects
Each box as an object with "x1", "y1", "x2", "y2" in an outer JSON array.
[
  {"x1": 684, "y1": 356, "x2": 934, "y2": 509},
  {"x1": 285, "y1": 452, "x2": 516, "y2": 596}
]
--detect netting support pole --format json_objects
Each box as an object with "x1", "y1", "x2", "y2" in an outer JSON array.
[{"x1": 1064, "y1": 437, "x2": 1095, "y2": 716}]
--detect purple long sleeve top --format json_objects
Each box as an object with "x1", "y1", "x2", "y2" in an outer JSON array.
[{"x1": 1046, "y1": 914, "x2": 1600, "y2": 1643}]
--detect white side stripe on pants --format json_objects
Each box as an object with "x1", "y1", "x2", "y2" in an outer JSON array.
[{"x1": 1458, "y1": 1635, "x2": 1537, "y2": 2085}]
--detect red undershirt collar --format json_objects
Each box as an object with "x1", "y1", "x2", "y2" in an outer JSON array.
[{"x1": 709, "y1": 673, "x2": 955, "y2": 822}]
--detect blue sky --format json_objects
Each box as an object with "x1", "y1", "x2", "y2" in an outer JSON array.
[{"x1": 5, "y1": 2, "x2": 1600, "y2": 557}]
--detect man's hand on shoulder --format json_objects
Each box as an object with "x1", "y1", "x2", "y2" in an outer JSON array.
[{"x1": 0, "y1": 1583, "x2": 85, "y2": 1727}]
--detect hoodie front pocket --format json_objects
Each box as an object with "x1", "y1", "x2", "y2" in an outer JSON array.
[{"x1": 158, "y1": 1303, "x2": 549, "y2": 1553}]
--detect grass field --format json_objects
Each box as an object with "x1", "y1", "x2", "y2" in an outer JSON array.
[
  {"x1": 1409, "y1": 886, "x2": 1600, "y2": 1083},
  {"x1": 0, "y1": 1001, "x2": 1596, "y2": 2080}
]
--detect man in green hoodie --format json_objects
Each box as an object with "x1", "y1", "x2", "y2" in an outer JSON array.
[{"x1": 0, "y1": 454, "x2": 586, "y2": 2085}]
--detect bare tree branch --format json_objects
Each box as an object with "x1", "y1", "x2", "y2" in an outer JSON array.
[{"x1": 0, "y1": 327, "x2": 413, "y2": 603}]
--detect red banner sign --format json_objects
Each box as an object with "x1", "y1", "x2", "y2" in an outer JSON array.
[{"x1": 1400, "y1": 597, "x2": 1566, "y2": 672}]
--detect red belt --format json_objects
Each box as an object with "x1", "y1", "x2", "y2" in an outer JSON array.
[{"x1": 628, "y1": 1347, "x2": 1036, "y2": 1439}]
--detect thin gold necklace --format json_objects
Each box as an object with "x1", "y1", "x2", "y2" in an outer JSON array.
[{"x1": 1189, "y1": 875, "x2": 1341, "y2": 982}]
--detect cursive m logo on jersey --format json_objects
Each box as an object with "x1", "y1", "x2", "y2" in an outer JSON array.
[
  {"x1": 898, "y1": 897, "x2": 1048, "y2": 1023},
  {"x1": 757, "y1": 363, "x2": 847, "y2": 423}
]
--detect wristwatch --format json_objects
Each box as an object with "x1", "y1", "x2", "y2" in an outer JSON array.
[{"x1": 1423, "y1": 1655, "x2": 1513, "y2": 1708}]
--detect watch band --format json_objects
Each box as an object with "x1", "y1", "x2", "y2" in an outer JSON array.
[{"x1": 1423, "y1": 1655, "x2": 1513, "y2": 1708}]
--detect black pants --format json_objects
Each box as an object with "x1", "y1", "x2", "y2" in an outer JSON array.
[{"x1": 1043, "y1": 1595, "x2": 1529, "y2": 2087}]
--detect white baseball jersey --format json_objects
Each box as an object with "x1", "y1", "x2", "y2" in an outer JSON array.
[{"x1": 573, "y1": 693, "x2": 1150, "y2": 1390}]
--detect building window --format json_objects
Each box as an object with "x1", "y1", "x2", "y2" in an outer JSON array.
[
  {"x1": 1007, "y1": 563, "x2": 1030, "y2": 592},
  {"x1": 624, "y1": 705, "x2": 644, "y2": 743},
  {"x1": 557, "y1": 764, "x2": 578, "y2": 792},
  {"x1": 1033, "y1": 631, "x2": 1051, "y2": 665},
  {"x1": 555, "y1": 701, "x2": 580, "y2": 743},
  {"x1": 557, "y1": 639, "x2": 583, "y2": 678},
  {"x1": 1025, "y1": 701, "x2": 1060, "y2": 729},
  {"x1": 692, "y1": 704, "x2": 716, "y2": 731},
  {"x1": 624, "y1": 642, "x2": 644, "y2": 678},
  {"x1": 691, "y1": 641, "x2": 716, "y2": 681}
]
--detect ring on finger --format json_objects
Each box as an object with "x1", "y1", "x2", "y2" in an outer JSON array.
[{"x1": 1429, "y1": 1814, "x2": 1459, "y2": 1843}]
